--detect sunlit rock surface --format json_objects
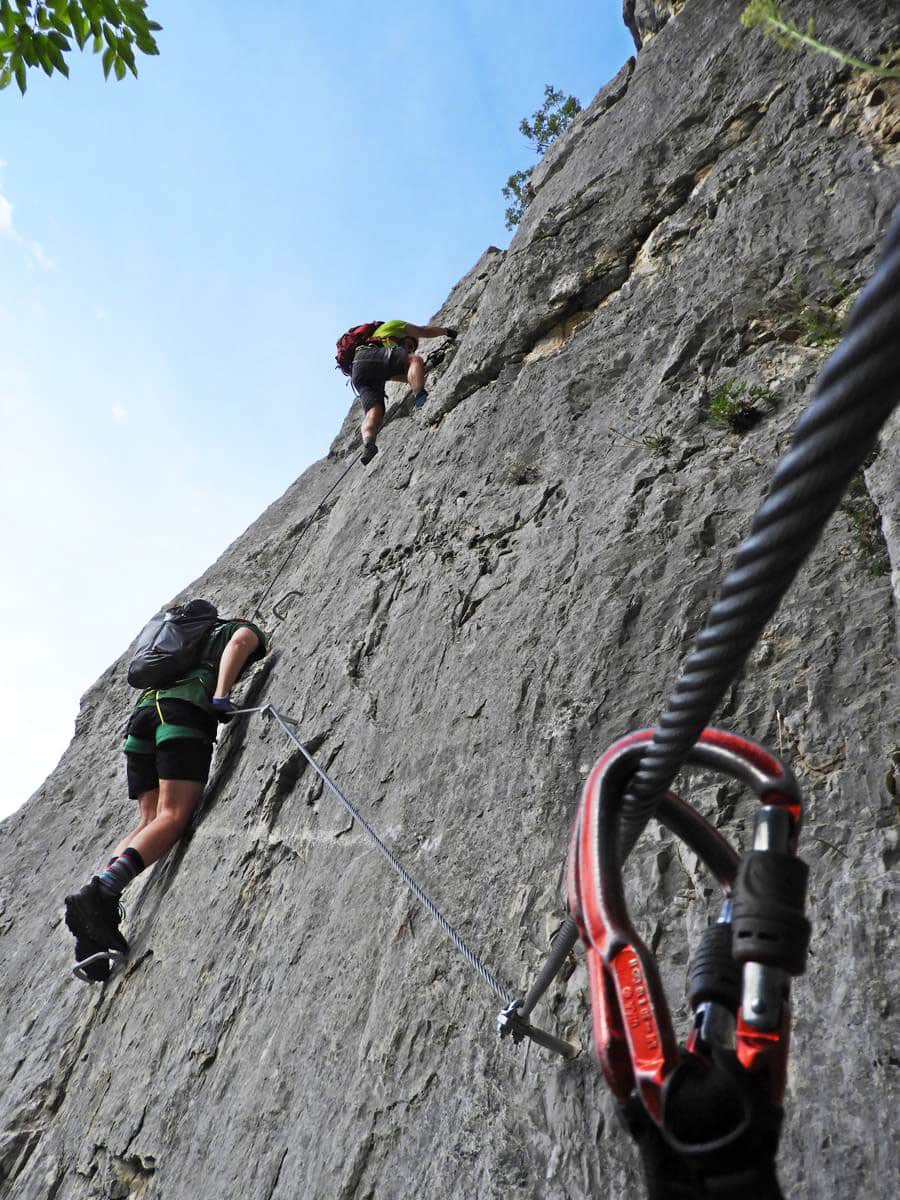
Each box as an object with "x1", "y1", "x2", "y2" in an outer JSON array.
[{"x1": 2, "y1": 2, "x2": 898, "y2": 1197}]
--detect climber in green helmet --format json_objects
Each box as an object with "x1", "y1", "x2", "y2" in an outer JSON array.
[
  {"x1": 63, "y1": 606, "x2": 267, "y2": 982},
  {"x1": 352, "y1": 320, "x2": 457, "y2": 464}
]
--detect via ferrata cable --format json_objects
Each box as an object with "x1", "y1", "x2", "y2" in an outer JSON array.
[
  {"x1": 225, "y1": 702, "x2": 579, "y2": 1059},
  {"x1": 252, "y1": 455, "x2": 359, "y2": 624}
]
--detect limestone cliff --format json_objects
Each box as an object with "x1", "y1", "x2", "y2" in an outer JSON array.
[{"x1": 1, "y1": 2, "x2": 898, "y2": 1198}]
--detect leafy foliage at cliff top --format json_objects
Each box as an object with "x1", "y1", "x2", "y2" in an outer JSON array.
[
  {"x1": 741, "y1": 1, "x2": 900, "y2": 78},
  {"x1": 503, "y1": 84, "x2": 582, "y2": 230},
  {"x1": 0, "y1": 0, "x2": 161, "y2": 94}
]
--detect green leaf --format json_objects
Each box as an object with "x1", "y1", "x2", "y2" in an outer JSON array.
[
  {"x1": 102, "y1": 20, "x2": 115, "y2": 47},
  {"x1": 34, "y1": 32, "x2": 54, "y2": 73},
  {"x1": 101, "y1": 41, "x2": 112, "y2": 76},
  {"x1": 14, "y1": 56, "x2": 25, "y2": 92},
  {"x1": 37, "y1": 5, "x2": 52, "y2": 29},
  {"x1": 92, "y1": 31, "x2": 102, "y2": 51},
  {"x1": 117, "y1": 34, "x2": 134, "y2": 72},
  {"x1": 119, "y1": 0, "x2": 147, "y2": 30},
  {"x1": 47, "y1": 38, "x2": 68, "y2": 72},
  {"x1": 113, "y1": 52, "x2": 124, "y2": 79},
  {"x1": 134, "y1": 28, "x2": 155, "y2": 53},
  {"x1": 48, "y1": 29, "x2": 70, "y2": 49},
  {"x1": 20, "y1": 33, "x2": 38, "y2": 67},
  {"x1": 100, "y1": 0, "x2": 120, "y2": 23},
  {"x1": 0, "y1": 62, "x2": 11, "y2": 88}
]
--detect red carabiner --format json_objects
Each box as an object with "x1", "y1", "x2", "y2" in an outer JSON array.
[{"x1": 567, "y1": 727, "x2": 803, "y2": 1124}]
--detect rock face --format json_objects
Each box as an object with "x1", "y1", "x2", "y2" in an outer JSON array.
[{"x1": 1, "y1": 3, "x2": 898, "y2": 1198}]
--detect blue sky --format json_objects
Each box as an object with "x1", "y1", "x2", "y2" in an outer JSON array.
[{"x1": 0, "y1": 1, "x2": 634, "y2": 820}]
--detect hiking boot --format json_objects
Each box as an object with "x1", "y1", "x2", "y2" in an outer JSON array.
[
  {"x1": 360, "y1": 440, "x2": 378, "y2": 465},
  {"x1": 64, "y1": 877, "x2": 129, "y2": 957},
  {"x1": 74, "y1": 935, "x2": 115, "y2": 982}
]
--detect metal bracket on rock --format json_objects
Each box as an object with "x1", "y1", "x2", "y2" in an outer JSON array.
[
  {"x1": 497, "y1": 999, "x2": 581, "y2": 1060},
  {"x1": 72, "y1": 948, "x2": 126, "y2": 984},
  {"x1": 272, "y1": 591, "x2": 302, "y2": 620}
]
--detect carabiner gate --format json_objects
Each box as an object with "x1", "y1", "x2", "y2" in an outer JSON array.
[{"x1": 568, "y1": 727, "x2": 810, "y2": 1196}]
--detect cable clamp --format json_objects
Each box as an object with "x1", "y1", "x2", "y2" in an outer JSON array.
[
  {"x1": 497, "y1": 999, "x2": 581, "y2": 1060},
  {"x1": 496, "y1": 998, "x2": 525, "y2": 1042}
]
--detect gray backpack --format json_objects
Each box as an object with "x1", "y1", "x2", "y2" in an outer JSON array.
[{"x1": 127, "y1": 600, "x2": 219, "y2": 689}]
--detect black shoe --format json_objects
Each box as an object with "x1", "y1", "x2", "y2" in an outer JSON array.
[
  {"x1": 360, "y1": 440, "x2": 378, "y2": 465},
  {"x1": 74, "y1": 935, "x2": 115, "y2": 982},
  {"x1": 65, "y1": 877, "x2": 129, "y2": 957}
]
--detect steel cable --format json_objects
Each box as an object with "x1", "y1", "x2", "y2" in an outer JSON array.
[
  {"x1": 252, "y1": 456, "x2": 358, "y2": 623},
  {"x1": 617, "y1": 207, "x2": 900, "y2": 857},
  {"x1": 264, "y1": 705, "x2": 516, "y2": 1007}
]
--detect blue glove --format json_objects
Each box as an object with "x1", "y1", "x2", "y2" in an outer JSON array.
[{"x1": 211, "y1": 695, "x2": 237, "y2": 723}]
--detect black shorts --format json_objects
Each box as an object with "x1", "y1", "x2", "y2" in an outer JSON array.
[
  {"x1": 125, "y1": 700, "x2": 217, "y2": 798},
  {"x1": 351, "y1": 345, "x2": 409, "y2": 412},
  {"x1": 126, "y1": 740, "x2": 214, "y2": 798}
]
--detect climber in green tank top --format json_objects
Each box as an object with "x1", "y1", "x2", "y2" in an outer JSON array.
[
  {"x1": 64, "y1": 614, "x2": 267, "y2": 981},
  {"x1": 351, "y1": 320, "x2": 457, "y2": 464}
]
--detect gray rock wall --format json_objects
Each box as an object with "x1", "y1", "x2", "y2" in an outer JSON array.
[{"x1": 1, "y1": 3, "x2": 898, "y2": 1198}]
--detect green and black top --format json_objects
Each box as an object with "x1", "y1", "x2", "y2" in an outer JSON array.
[{"x1": 124, "y1": 619, "x2": 267, "y2": 750}]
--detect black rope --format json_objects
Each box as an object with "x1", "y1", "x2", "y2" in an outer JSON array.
[
  {"x1": 252, "y1": 456, "x2": 358, "y2": 623},
  {"x1": 518, "y1": 914, "x2": 580, "y2": 1020},
  {"x1": 617, "y1": 206, "x2": 900, "y2": 857},
  {"x1": 516, "y1": 209, "x2": 900, "y2": 1024}
]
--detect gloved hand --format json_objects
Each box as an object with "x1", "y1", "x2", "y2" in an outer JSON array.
[
  {"x1": 445, "y1": 327, "x2": 458, "y2": 340},
  {"x1": 211, "y1": 694, "x2": 237, "y2": 723}
]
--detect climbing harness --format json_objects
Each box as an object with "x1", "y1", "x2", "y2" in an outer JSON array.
[
  {"x1": 72, "y1": 948, "x2": 126, "y2": 983},
  {"x1": 569, "y1": 728, "x2": 808, "y2": 1199},
  {"x1": 226, "y1": 703, "x2": 578, "y2": 1059}
]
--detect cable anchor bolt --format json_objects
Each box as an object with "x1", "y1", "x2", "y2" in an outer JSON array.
[{"x1": 496, "y1": 999, "x2": 580, "y2": 1060}]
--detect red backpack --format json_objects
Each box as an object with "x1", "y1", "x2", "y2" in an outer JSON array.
[{"x1": 335, "y1": 321, "x2": 383, "y2": 375}]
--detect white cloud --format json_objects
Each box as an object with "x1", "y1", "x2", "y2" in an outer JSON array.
[
  {"x1": 112, "y1": 403, "x2": 128, "y2": 423},
  {"x1": 0, "y1": 161, "x2": 15, "y2": 237},
  {"x1": 29, "y1": 240, "x2": 55, "y2": 271},
  {"x1": 0, "y1": 191, "x2": 12, "y2": 236},
  {"x1": 0, "y1": 162, "x2": 56, "y2": 270}
]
